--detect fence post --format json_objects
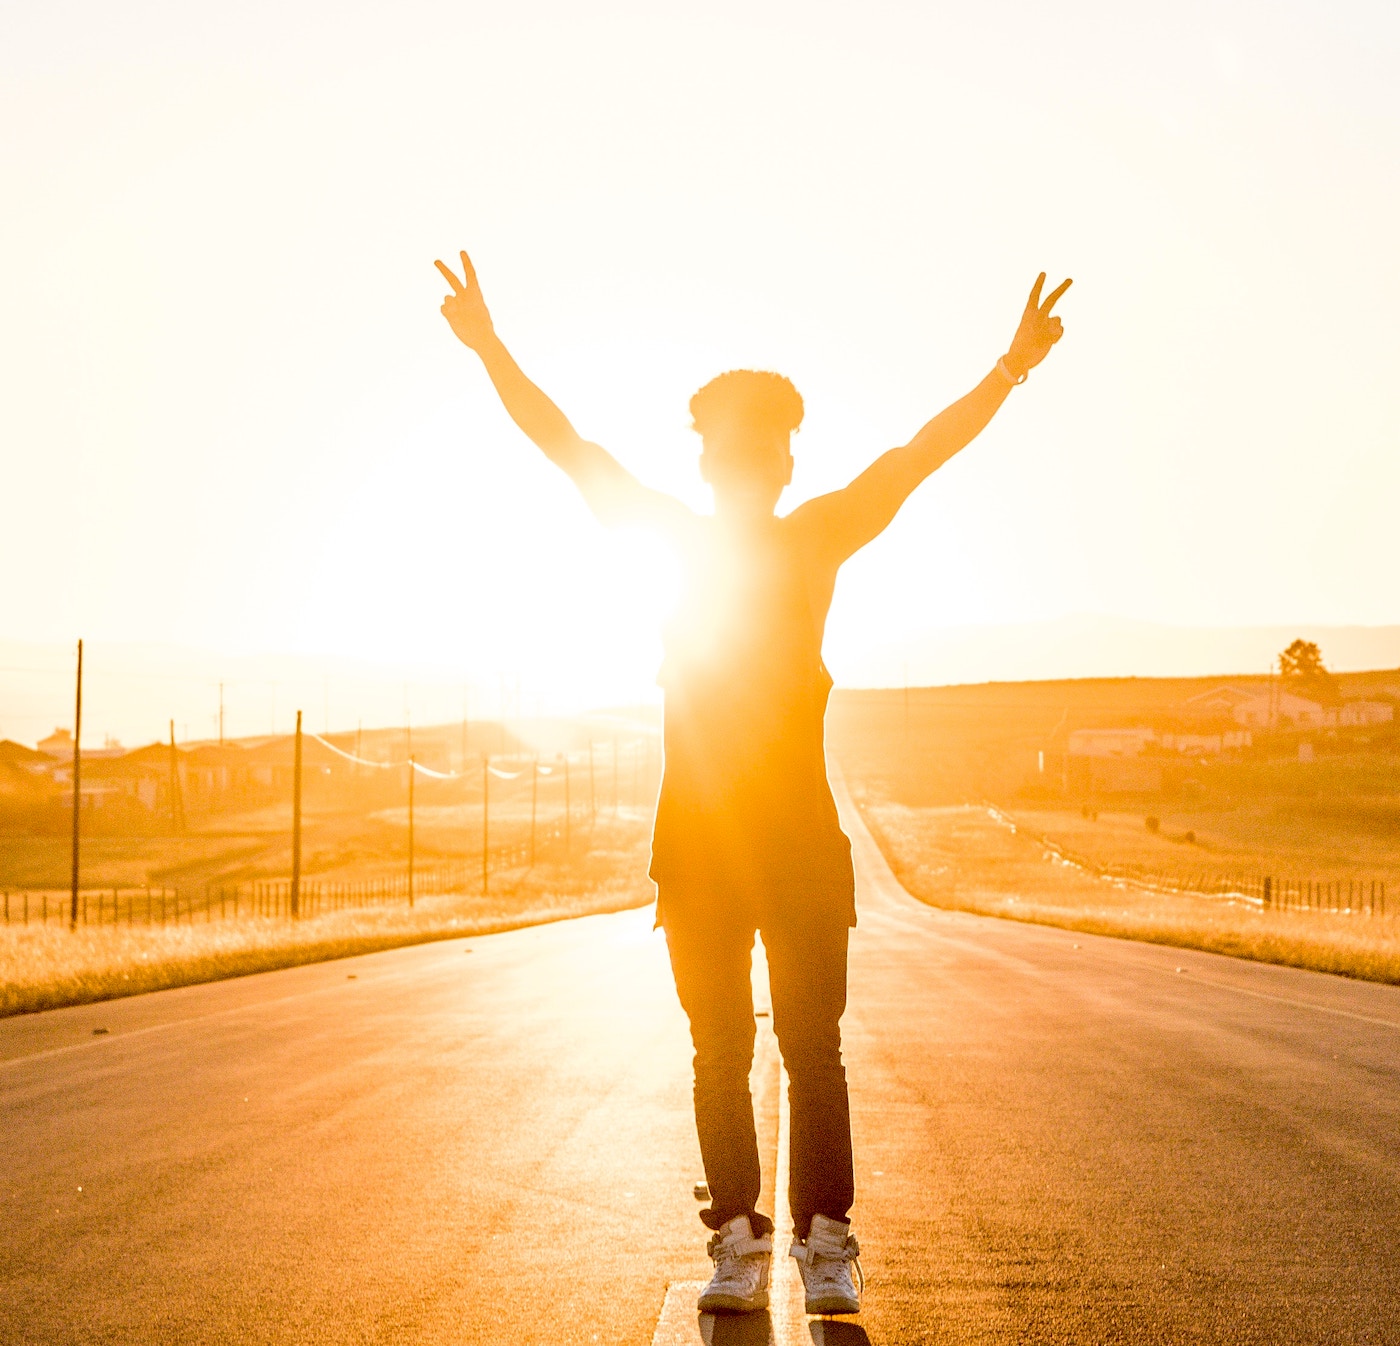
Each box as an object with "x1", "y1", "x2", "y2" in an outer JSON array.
[
  {"x1": 564, "y1": 755, "x2": 572, "y2": 855},
  {"x1": 1263, "y1": 876, "x2": 1272, "y2": 909},
  {"x1": 291, "y1": 710, "x2": 303, "y2": 920},
  {"x1": 69, "y1": 639, "x2": 83, "y2": 931}
]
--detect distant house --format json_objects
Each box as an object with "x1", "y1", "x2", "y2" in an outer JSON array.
[
  {"x1": 37, "y1": 727, "x2": 74, "y2": 758},
  {"x1": 1230, "y1": 691, "x2": 1330, "y2": 729},
  {"x1": 0, "y1": 740, "x2": 53, "y2": 772},
  {"x1": 1158, "y1": 731, "x2": 1252, "y2": 755},
  {"x1": 1183, "y1": 686, "x2": 1256, "y2": 718},
  {"x1": 81, "y1": 743, "x2": 171, "y2": 814},
  {"x1": 1338, "y1": 700, "x2": 1394, "y2": 727},
  {"x1": 0, "y1": 740, "x2": 60, "y2": 818},
  {"x1": 1065, "y1": 727, "x2": 1161, "y2": 794},
  {"x1": 1225, "y1": 692, "x2": 1393, "y2": 730},
  {"x1": 1067, "y1": 727, "x2": 1157, "y2": 758}
]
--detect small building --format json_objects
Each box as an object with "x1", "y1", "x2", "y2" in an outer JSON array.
[
  {"x1": 37, "y1": 727, "x2": 74, "y2": 758},
  {"x1": 1227, "y1": 693, "x2": 1392, "y2": 731},
  {"x1": 0, "y1": 740, "x2": 54, "y2": 773},
  {"x1": 1067, "y1": 727, "x2": 1157, "y2": 758},
  {"x1": 1182, "y1": 686, "x2": 1257, "y2": 719},
  {"x1": 1158, "y1": 730, "x2": 1253, "y2": 755},
  {"x1": 1231, "y1": 691, "x2": 1331, "y2": 730},
  {"x1": 1065, "y1": 726, "x2": 1161, "y2": 794},
  {"x1": 1338, "y1": 700, "x2": 1394, "y2": 727}
]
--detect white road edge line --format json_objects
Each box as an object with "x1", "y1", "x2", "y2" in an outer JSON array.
[{"x1": 1154, "y1": 969, "x2": 1400, "y2": 1032}]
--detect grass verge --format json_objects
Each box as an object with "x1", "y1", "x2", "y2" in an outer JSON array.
[
  {"x1": 860, "y1": 799, "x2": 1400, "y2": 986},
  {"x1": 0, "y1": 842, "x2": 654, "y2": 1017}
]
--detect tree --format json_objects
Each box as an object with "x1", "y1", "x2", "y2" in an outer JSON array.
[{"x1": 1279, "y1": 639, "x2": 1339, "y2": 704}]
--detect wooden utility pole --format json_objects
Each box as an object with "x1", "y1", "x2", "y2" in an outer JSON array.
[
  {"x1": 481, "y1": 756, "x2": 490, "y2": 894},
  {"x1": 529, "y1": 757, "x2": 538, "y2": 867},
  {"x1": 168, "y1": 720, "x2": 185, "y2": 834},
  {"x1": 407, "y1": 756, "x2": 415, "y2": 908},
  {"x1": 69, "y1": 640, "x2": 83, "y2": 931},
  {"x1": 291, "y1": 710, "x2": 303, "y2": 919}
]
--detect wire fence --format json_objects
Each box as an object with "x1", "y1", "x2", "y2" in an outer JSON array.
[
  {"x1": 987, "y1": 804, "x2": 1390, "y2": 918},
  {"x1": 4, "y1": 864, "x2": 503, "y2": 929},
  {"x1": 6, "y1": 733, "x2": 659, "y2": 930}
]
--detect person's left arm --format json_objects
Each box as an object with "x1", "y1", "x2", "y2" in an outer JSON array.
[{"x1": 791, "y1": 272, "x2": 1071, "y2": 563}]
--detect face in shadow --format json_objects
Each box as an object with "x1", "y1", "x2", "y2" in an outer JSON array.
[{"x1": 698, "y1": 424, "x2": 794, "y2": 520}]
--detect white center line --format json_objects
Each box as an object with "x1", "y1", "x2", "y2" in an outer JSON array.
[
  {"x1": 652, "y1": 1019, "x2": 808, "y2": 1345},
  {"x1": 769, "y1": 1061, "x2": 808, "y2": 1343}
]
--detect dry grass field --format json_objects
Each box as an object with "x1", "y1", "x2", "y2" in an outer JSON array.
[
  {"x1": 830, "y1": 676, "x2": 1400, "y2": 984},
  {"x1": 0, "y1": 729, "x2": 662, "y2": 1016},
  {"x1": 858, "y1": 800, "x2": 1400, "y2": 984},
  {"x1": 1003, "y1": 804, "x2": 1400, "y2": 898},
  {"x1": 0, "y1": 816, "x2": 654, "y2": 1016},
  {"x1": 9, "y1": 674, "x2": 1400, "y2": 1011}
]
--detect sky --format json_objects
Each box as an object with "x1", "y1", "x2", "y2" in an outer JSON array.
[{"x1": 4, "y1": 0, "x2": 1400, "y2": 743}]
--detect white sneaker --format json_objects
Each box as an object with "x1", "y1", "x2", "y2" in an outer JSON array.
[
  {"x1": 697, "y1": 1215, "x2": 772, "y2": 1313},
  {"x1": 790, "y1": 1214, "x2": 863, "y2": 1315}
]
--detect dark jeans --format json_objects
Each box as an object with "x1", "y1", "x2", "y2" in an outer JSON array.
[{"x1": 663, "y1": 895, "x2": 854, "y2": 1240}]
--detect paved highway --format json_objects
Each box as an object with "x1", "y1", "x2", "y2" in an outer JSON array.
[{"x1": 3, "y1": 784, "x2": 1400, "y2": 1344}]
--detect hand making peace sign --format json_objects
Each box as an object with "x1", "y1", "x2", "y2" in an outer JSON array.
[
  {"x1": 435, "y1": 249, "x2": 496, "y2": 351},
  {"x1": 1003, "y1": 273, "x2": 1072, "y2": 380}
]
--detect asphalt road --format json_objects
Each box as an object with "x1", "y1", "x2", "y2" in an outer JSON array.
[{"x1": 4, "y1": 783, "x2": 1400, "y2": 1345}]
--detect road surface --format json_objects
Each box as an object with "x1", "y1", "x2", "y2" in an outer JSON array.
[{"x1": 4, "y1": 784, "x2": 1400, "y2": 1344}]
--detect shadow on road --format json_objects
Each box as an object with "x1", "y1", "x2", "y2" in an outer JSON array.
[
  {"x1": 807, "y1": 1321, "x2": 872, "y2": 1345},
  {"x1": 697, "y1": 1311, "x2": 774, "y2": 1344},
  {"x1": 694, "y1": 1312, "x2": 873, "y2": 1345}
]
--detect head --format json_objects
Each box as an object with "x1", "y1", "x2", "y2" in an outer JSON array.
[{"x1": 689, "y1": 370, "x2": 803, "y2": 517}]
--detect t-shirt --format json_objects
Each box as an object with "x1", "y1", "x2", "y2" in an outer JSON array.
[
  {"x1": 648, "y1": 511, "x2": 855, "y2": 926},
  {"x1": 568, "y1": 431, "x2": 916, "y2": 930}
]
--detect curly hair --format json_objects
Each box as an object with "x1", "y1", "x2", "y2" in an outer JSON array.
[{"x1": 689, "y1": 370, "x2": 804, "y2": 439}]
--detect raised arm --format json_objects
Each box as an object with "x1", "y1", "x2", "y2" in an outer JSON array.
[
  {"x1": 435, "y1": 250, "x2": 687, "y2": 529},
  {"x1": 792, "y1": 273, "x2": 1071, "y2": 562}
]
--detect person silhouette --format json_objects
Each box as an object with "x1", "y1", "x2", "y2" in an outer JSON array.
[{"x1": 436, "y1": 250, "x2": 1069, "y2": 1315}]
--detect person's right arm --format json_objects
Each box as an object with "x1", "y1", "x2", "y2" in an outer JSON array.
[
  {"x1": 789, "y1": 272, "x2": 1070, "y2": 563},
  {"x1": 435, "y1": 250, "x2": 687, "y2": 529}
]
